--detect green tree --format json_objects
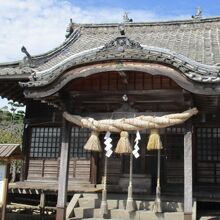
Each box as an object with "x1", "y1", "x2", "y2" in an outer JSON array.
[{"x1": 8, "y1": 101, "x2": 25, "y2": 123}]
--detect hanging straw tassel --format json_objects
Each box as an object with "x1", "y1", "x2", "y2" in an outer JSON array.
[
  {"x1": 115, "y1": 131, "x2": 132, "y2": 154},
  {"x1": 84, "y1": 130, "x2": 102, "y2": 152},
  {"x1": 147, "y1": 129, "x2": 162, "y2": 151}
]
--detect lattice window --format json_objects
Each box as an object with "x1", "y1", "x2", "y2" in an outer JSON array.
[
  {"x1": 197, "y1": 128, "x2": 220, "y2": 162},
  {"x1": 165, "y1": 127, "x2": 185, "y2": 160},
  {"x1": 196, "y1": 127, "x2": 220, "y2": 184},
  {"x1": 30, "y1": 127, "x2": 61, "y2": 159},
  {"x1": 69, "y1": 127, "x2": 91, "y2": 158},
  {"x1": 164, "y1": 127, "x2": 185, "y2": 185}
]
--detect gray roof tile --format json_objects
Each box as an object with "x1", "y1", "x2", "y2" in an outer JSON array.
[
  {"x1": 2, "y1": 17, "x2": 220, "y2": 79},
  {"x1": 34, "y1": 18, "x2": 220, "y2": 71}
]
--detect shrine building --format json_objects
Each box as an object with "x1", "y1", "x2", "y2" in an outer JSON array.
[{"x1": 1, "y1": 14, "x2": 220, "y2": 220}]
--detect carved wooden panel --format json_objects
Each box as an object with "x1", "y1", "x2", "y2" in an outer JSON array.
[{"x1": 66, "y1": 71, "x2": 180, "y2": 92}]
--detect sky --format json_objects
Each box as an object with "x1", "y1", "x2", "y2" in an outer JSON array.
[{"x1": 0, "y1": 0, "x2": 220, "y2": 108}]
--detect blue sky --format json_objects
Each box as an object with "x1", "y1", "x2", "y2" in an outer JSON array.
[
  {"x1": 0, "y1": 0, "x2": 220, "y2": 108},
  {"x1": 71, "y1": 0, "x2": 220, "y2": 17}
]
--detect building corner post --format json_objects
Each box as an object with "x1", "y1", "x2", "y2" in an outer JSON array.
[
  {"x1": 184, "y1": 121, "x2": 193, "y2": 220},
  {"x1": 56, "y1": 119, "x2": 70, "y2": 220}
]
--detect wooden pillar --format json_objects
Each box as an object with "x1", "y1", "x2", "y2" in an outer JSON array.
[
  {"x1": 56, "y1": 119, "x2": 70, "y2": 220},
  {"x1": 90, "y1": 152, "x2": 98, "y2": 184},
  {"x1": 21, "y1": 124, "x2": 30, "y2": 181},
  {"x1": 40, "y1": 190, "x2": 45, "y2": 220},
  {"x1": 1, "y1": 163, "x2": 9, "y2": 220},
  {"x1": 184, "y1": 122, "x2": 193, "y2": 220}
]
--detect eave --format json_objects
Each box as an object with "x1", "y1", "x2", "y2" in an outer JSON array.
[{"x1": 18, "y1": 37, "x2": 220, "y2": 98}]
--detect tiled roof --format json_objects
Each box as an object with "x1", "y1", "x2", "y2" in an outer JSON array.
[
  {"x1": 2, "y1": 17, "x2": 220, "y2": 84},
  {"x1": 0, "y1": 144, "x2": 22, "y2": 160},
  {"x1": 0, "y1": 61, "x2": 31, "y2": 79},
  {"x1": 36, "y1": 17, "x2": 220, "y2": 71}
]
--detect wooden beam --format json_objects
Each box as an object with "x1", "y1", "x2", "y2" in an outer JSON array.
[
  {"x1": 0, "y1": 83, "x2": 17, "y2": 97},
  {"x1": 56, "y1": 119, "x2": 70, "y2": 220},
  {"x1": 7, "y1": 90, "x2": 24, "y2": 102},
  {"x1": 70, "y1": 89, "x2": 184, "y2": 111},
  {"x1": 184, "y1": 121, "x2": 193, "y2": 220},
  {"x1": 0, "y1": 84, "x2": 9, "y2": 94},
  {"x1": 70, "y1": 89, "x2": 182, "y2": 97}
]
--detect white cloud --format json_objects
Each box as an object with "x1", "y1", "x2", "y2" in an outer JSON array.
[
  {"x1": 0, "y1": 0, "x2": 190, "y2": 62},
  {"x1": 0, "y1": 0, "x2": 191, "y2": 107}
]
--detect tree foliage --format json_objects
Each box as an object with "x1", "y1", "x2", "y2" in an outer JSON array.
[
  {"x1": 0, "y1": 125, "x2": 23, "y2": 144},
  {"x1": 0, "y1": 101, "x2": 24, "y2": 144}
]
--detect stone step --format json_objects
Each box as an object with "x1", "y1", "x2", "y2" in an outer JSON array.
[
  {"x1": 74, "y1": 207, "x2": 94, "y2": 218},
  {"x1": 116, "y1": 199, "x2": 153, "y2": 211},
  {"x1": 68, "y1": 217, "x2": 83, "y2": 220},
  {"x1": 83, "y1": 219, "x2": 123, "y2": 220},
  {"x1": 107, "y1": 199, "x2": 118, "y2": 210},
  {"x1": 162, "y1": 201, "x2": 183, "y2": 212},
  {"x1": 77, "y1": 198, "x2": 183, "y2": 211},
  {"x1": 136, "y1": 211, "x2": 184, "y2": 220},
  {"x1": 110, "y1": 209, "x2": 137, "y2": 219},
  {"x1": 73, "y1": 208, "x2": 184, "y2": 220},
  {"x1": 93, "y1": 208, "x2": 111, "y2": 219},
  {"x1": 82, "y1": 193, "x2": 99, "y2": 199},
  {"x1": 164, "y1": 212, "x2": 184, "y2": 220},
  {"x1": 78, "y1": 198, "x2": 101, "y2": 208},
  {"x1": 136, "y1": 200, "x2": 153, "y2": 210},
  {"x1": 137, "y1": 200, "x2": 183, "y2": 212}
]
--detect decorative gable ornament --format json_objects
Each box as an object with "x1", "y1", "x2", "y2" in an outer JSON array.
[{"x1": 101, "y1": 37, "x2": 143, "y2": 52}]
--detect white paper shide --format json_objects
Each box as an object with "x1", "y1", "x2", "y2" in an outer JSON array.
[
  {"x1": 104, "y1": 131, "x2": 113, "y2": 157},
  {"x1": 133, "y1": 131, "x2": 141, "y2": 158}
]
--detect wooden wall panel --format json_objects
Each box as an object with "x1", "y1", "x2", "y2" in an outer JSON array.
[
  {"x1": 43, "y1": 160, "x2": 59, "y2": 180},
  {"x1": 98, "y1": 157, "x2": 122, "y2": 185},
  {"x1": 27, "y1": 159, "x2": 91, "y2": 182},
  {"x1": 27, "y1": 160, "x2": 44, "y2": 180}
]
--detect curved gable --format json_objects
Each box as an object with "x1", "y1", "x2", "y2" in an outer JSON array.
[{"x1": 21, "y1": 36, "x2": 220, "y2": 96}]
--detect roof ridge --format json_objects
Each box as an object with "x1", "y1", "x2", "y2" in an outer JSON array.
[
  {"x1": 77, "y1": 16, "x2": 220, "y2": 27},
  {"x1": 30, "y1": 27, "x2": 81, "y2": 61},
  {"x1": 0, "y1": 61, "x2": 20, "y2": 68}
]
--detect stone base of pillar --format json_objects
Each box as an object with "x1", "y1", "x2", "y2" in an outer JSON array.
[
  {"x1": 56, "y1": 206, "x2": 66, "y2": 220},
  {"x1": 184, "y1": 212, "x2": 192, "y2": 220}
]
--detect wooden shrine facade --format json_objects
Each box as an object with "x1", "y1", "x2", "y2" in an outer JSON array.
[
  {"x1": 2, "y1": 17, "x2": 220, "y2": 220},
  {"x1": 23, "y1": 72, "x2": 186, "y2": 187}
]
